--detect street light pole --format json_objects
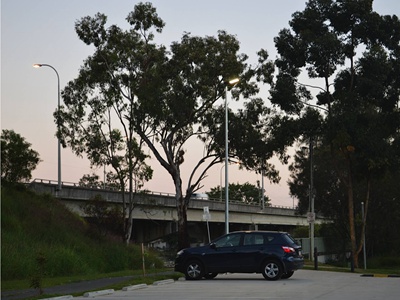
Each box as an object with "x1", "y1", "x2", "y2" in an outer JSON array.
[
  {"x1": 220, "y1": 164, "x2": 224, "y2": 201},
  {"x1": 225, "y1": 78, "x2": 239, "y2": 234},
  {"x1": 309, "y1": 136, "x2": 315, "y2": 261},
  {"x1": 33, "y1": 63, "x2": 62, "y2": 193},
  {"x1": 261, "y1": 162, "x2": 265, "y2": 210},
  {"x1": 361, "y1": 202, "x2": 367, "y2": 269}
]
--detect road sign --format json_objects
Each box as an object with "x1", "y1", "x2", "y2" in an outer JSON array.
[
  {"x1": 307, "y1": 212, "x2": 315, "y2": 223},
  {"x1": 203, "y1": 207, "x2": 211, "y2": 220}
]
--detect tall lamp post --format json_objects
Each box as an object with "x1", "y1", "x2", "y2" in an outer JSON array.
[
  {"x1": 309, "y1": 136, "x2": 315, "y2": 261},
  {"x1": 225, "y1": 77, "x2": 239, "y2": 234},
  {"x1": 33, "y1": 63, "x2": 62, "y2": 193}
]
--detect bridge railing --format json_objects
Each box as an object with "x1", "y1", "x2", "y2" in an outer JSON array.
[{"x1": 30, "y1": 178, "x2": 295, "y2": 210}]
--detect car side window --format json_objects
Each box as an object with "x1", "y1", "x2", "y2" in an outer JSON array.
[
  {"x1": 214, "y1": 233, "x2": 242, "y2": 247},
  {"x1": 244, "y1": 234, "x2": 265, "y2": 245}
]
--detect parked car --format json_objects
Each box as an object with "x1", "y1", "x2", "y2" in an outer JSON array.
[{"x1": 174, "y1": 230, "x2": 304, "y2": 280}]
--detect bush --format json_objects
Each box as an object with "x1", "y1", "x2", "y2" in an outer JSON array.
[{"x1": 368, "y1": 256, "x2": 400, "y2": 269}]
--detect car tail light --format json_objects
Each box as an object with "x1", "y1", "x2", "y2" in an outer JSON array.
[{"x1": 282, "y1": 246, "x2": 295, "y2": 253}]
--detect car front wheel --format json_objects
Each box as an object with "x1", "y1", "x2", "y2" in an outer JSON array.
[
  {"x1": 261, "y1": 260, "x2": 283, "y2": 280},
  {"x1": 184, "y1": 260, "x2": 204, "y2": 280}
]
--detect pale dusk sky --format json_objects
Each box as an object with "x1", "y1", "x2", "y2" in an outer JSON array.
[{"x1": 2, "y1": 0, "x2": 399, "y2": 206}]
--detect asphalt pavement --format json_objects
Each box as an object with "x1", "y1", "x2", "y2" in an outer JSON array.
[
  {"x1": 2, "y1": 270, "x2": 400, "y2": 300},
  {"x1": 1, "y1": 275, "x2": 135, "y2": 300}
]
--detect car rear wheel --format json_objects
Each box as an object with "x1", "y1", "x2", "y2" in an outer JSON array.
[
  {"x1": 204, "y1": 272, "x2": 218, "y2": 279},
  {"x1": 281, "y1": 271, "x2": 294, "y2": 279},
  {"x1": 262, "y1": 260, "x2": 283, "y2": 280},
  {"x1": 184, "y1": 260, "x2": 204, "y2": 280}
]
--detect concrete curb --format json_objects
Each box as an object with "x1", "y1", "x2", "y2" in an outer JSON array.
[
  {"x1": 41, "y1": 296, "x2": 73, "y2": 300},
  {"x1": 122, "y1": 284, "x2": 148, "y2": 291},
  {"x1": 152, "y1": 279, "x2": 175, "y2": 286},
  {"x1": 177, "y1": 277, "x2": 186, "y2": 281},
  {"x1": 83, "y1": 289, "x2": 114, "y2": 297},
  {"x1": 361, "y1": 274, "x2": 400, "y2": 278}
]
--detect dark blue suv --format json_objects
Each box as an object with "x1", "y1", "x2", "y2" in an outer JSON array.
[{"x1": 174, "y1": 231, "x2": 304, "y2": 280}]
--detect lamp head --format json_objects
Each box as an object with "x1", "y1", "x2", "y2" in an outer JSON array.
[
  {"x1": 228, "y1": 78, "x2": 240, "y2": 85},
  {"x1": 33, "y1": 64, "x2": 43, "y2": 68}
]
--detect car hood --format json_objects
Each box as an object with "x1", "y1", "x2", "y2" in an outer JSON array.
[{"x1": 183, "y1": 244, "x2": 212, "y2": 254}]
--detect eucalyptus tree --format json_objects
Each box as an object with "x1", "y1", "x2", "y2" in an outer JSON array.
[
  {"x1": 59, "y1": 7, "x2": 155, "y2": 244},
  {"x1": 1, "y1": 129, "x2": 41, "y2": 183},
  {"x1": 59, "y1": 2, "x2": 277, "y2": 249},
  {"x1": 272, "y1": 0, "x2": 400, "y2": 267}
]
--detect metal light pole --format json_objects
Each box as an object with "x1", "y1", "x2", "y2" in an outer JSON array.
[
  {"x1": 261, "y1": 163, "x2": 265, "y2": 210},
  {"x1": 220, "y1": 164, "x2": 224, "y2": 201},
  {"x1": 309, "y1": 136, "x2": 315, "y2": 261},
  {"x1": 33, "y1": 63, "x2": 62, "y2": 193},
  {"x1": 361, "y1": 202, "x2": 367, "y2": 269},
  {"x1": 225, "y1": 78, "x2": 239, "y2": 234}
]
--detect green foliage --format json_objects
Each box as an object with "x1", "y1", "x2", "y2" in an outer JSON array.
[
  {"x1": 368, "y1": 257, "x2": 400, "y2": 270},
  {"x1": 83, "y1": 194, "x2": 124, "y2": 237},
  {"x1": 291, "y1": 226, "x2": 309, "y2": 238},
  {"x1": 1, "y1": 129, "x2": 40, "y2": 183},
  {"x1": 1, "y1": 185, "x2": 163, "y2": 281},
  {"x1": 207, "y1": 182, "x2": 271, "y2": 205},
  {"x1": 274, "y1": 0, "x2": 400, "y2": 264},
  {"x1": 30, "y1": 252, "x2": 47, "y2": 295},
  {"x1": 79, "y1": 173, "x2": 103, "y2": 189}
]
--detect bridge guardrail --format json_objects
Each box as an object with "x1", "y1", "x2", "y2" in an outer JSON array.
[{"x1": 30, "y1": 178, "x2": 295, "y2": 210}]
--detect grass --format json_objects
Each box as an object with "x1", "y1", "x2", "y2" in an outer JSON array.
[
  {"x1": 1, "y1": 184, "x2": 167, "y2": 293},
  {"x1": 303, "y1": 260, "x2": 400, "y2": 275},
  {"x1": 1, "y1": 269, "x2": 178, "y2": 291}
]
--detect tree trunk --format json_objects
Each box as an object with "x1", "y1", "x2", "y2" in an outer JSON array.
[
  {"x1": 125, "y1": 214, "x2": 133, "y2": 244},
  {"x1": 177, "y1": 197, "x2": 189, "y2": 250},
  {"x1": 356, "y1": 176, "x2": 370, "y2": 264},
  {"x1": 124, "y1": 168, "x2": 135, "y2": 245},
  {"x1": 124, "y1": 189, "x2": 134, "y2": 245},
  {"x1": 346, "y1": 155, "x2": 358, "y2": 269}
]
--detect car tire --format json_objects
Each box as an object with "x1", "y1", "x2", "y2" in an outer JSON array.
[
  {"x1": 281, "y1": 271, "x2": 294, "y2": 279},
  {"x1": 204, "y1": 272, "x2": 218, "y2": 279},
  {"x1": 184, "y1": 260, "x2": 204, "y2": 280},
  {"x1": 261, "y1": 259, "x2": 283, "y2": 280}
]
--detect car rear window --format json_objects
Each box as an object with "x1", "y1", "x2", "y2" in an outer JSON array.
[
  {"x1": 264, "y1": 233, "x2": 295, "y2": 245},
  {"x1": 281, "y1": 234, "x2": 298, "y2": 245}
]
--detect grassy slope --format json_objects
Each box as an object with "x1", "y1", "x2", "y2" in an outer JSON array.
[{"x1": 1, "y1": 184, "x2": 163, "y2": 283}]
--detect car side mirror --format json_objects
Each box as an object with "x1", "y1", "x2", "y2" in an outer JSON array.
[{"x1": 209, "y1": 243, "x2": 216, "y2": 250}]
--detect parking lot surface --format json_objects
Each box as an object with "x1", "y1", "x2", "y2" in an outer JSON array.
[{"x1": 72, "y1": 270, "x2": 400, "y2": 300}]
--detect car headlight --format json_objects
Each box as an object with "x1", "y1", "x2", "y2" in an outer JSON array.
[{"x1": 176, "y1": 250, "x2": 184, "y2": 256}]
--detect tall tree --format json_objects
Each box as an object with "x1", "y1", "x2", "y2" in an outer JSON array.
[
  {"x1": 1, "y1": 129, "x2": 41, "y2": 183},
  {"x1": 60, "y1": 9, "x2": 154, "y2": 244},
  {"x1": 208, "y1": 182, "x2": 271, "y2": 206},
  {"x1": 272, "y1": 0, "x2": 400, "y2": 267},
  {"x1": 61, "y1": 3, "x2": 278, "y2": 249}
]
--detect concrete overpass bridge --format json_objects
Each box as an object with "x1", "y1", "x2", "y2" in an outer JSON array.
[{"x1": 29, "y1": 179, "x2": 318, "y2": 245}]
